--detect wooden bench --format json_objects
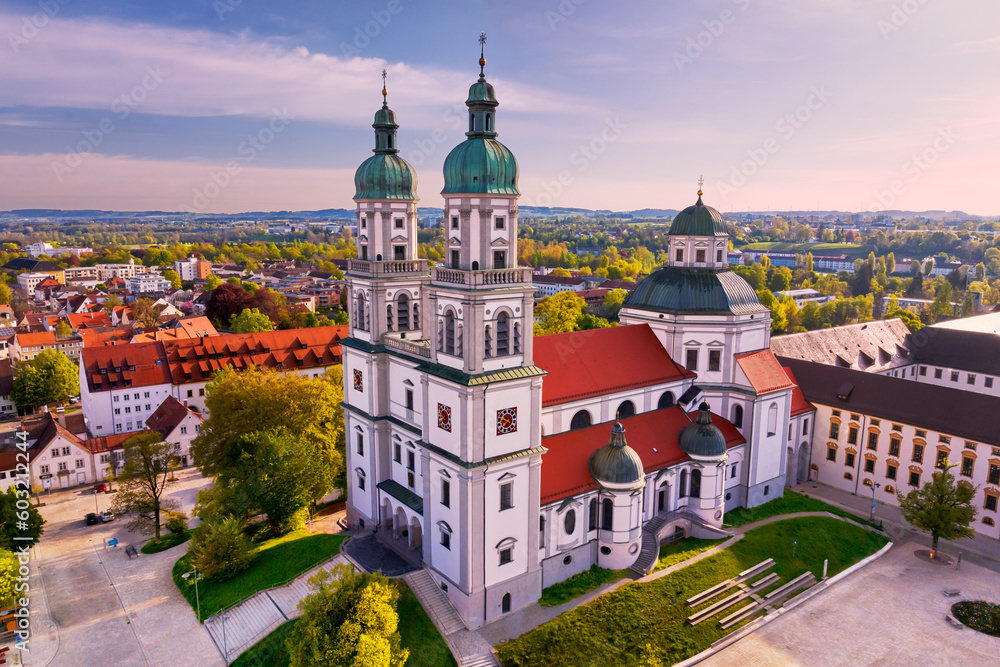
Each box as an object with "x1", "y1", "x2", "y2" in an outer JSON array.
[
  {"x1": 945, "y1": 615, "x2": 964, "y2": 629},
  {"x1": 943, "y1": 589, "x2": 961, "y2": 597},
  {"x1": 687, "y1": 573, "x2": 780, "y2": 626},
  {"x1": 687, "y1": 558, "x2": 775, "y2": 607},
  {"x1": 719, "y1": 600, "x2": 765, "y2": 630},
  {"x1": 763, "y1": 571, "x2": 816, "y2": 605}
]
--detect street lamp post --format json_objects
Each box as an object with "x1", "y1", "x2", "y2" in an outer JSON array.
[
  {"x1": 182, "y1": 567, "x2": 201, "y2": 622},
  {"x1": 222, "y1": 611, "x2": 230, "y2": 666},
  {"x1": 870, "y1": 482, "x2": 881, "y2": 522}
]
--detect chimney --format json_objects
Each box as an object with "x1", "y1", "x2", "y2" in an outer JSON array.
[{"x1": 55, "y1": 407, "x2": 66, "y2": 429}]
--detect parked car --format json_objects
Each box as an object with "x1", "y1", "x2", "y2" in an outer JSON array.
[
  {"x1": 99, "y1": 510, "x2": 114, "y2": 523},
  {"x1": 93, "y1": 483, "x2": 109, "y2": 493},
  {"x1": 84, "y1": 513, "x2": 99, "y2": 526},
  {"x1": 0, "y1": 413, "x2": 16, "y2": 422},
  {"x1": 69, "y1": 396, "x2": 80, "y2": 404}
]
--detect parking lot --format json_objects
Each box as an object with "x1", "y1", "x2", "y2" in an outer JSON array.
[{"x1": 15, "y1": 467, "x2": 224, "y2": 667}]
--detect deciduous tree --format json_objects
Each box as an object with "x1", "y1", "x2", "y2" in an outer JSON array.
[
  {"x1": 0, "y1": 486, "x2": 45, "y2": 549},
  {"x1": 230, "y1": 308, "x2": 274, "y2": 333},
  {"x1": 206, "y1": 283, "x2": 251, "y2": 327},
  {"x1": 132, "y1": 297, "x2": 163, "y2": 328},
  {"x1": 110, "y1": 432, "x2": 179, "y2": 541},
  {"x1": 188, "y1": 515, "x2": 255, "y2": 582},
  {"x1": 897, "y1": 463, "x2": 977, "y2": 558},
  {"x1": 12, "y1": 350, "x2": 79, "y2": 407}
]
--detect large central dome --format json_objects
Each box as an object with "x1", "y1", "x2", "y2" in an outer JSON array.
[
  {"x1": 624, "y1": 267, "x2": 768, "y2": 315},
  {"x1": 669, "y1": 196, "x2": 728, "y2": 236}
]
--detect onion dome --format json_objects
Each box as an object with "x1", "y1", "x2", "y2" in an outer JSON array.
[
  {"x1": 622, "y1": 266, "x2": 768, "y2": 315},
  {"x1": 669, "y1": 194, "x2": 728, "y2": 237},
  {"x1": 589, "y1": 421, "x2": 645, "y2": 487},
  {"x1": 679, "y1": 403, "x2": 728, "y2": 459},
  {"x1": 441, "y1": 47, "x2": 519, "y2": 195},
  {"x1": 354, "y1": 81, "x2": 417, "y2": 200}
]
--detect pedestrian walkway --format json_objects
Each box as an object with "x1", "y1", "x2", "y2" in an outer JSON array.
[{"x1": 204, "y1": 554, "x2": 350, "y2": 664}]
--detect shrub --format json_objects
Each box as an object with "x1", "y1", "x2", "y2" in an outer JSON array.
[
  {"x1": 165, "y1": 511, "x2": 188, "y2": 534},
  {"x1": 188, "y1": 516, "x2": 256, "y2": 581}
]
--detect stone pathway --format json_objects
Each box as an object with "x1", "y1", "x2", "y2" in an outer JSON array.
[{"x1": 204, "y1": 554, "x2": 350, "y2": 664}]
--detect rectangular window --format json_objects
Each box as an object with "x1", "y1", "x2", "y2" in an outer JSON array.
[
  {"x1": 40, "y1": 465, "x2": 49, "y2": 475},
  {"x1": 58, "y1": 462, "x2": 67, "y2": 472},
  {"x1": 915, "y1": 430, "x2": 926, "y2": 438},
  {"x1": 845, "y1": 452, "x2": 856, "y2": 468},
  {"x1": 708, "y1": 350, "x2": 721, "y2": 372},
  {"x1": 63, "y1": 447, "x2": 70, "y2": 456},
  {"x1": 115, "y1": 408, "x2": 120, "y2": 415},
  {"x1": 731, "y1": 463, "x2": 738, "y2": 478},
  {"x1": 831, "y1": 410, "x2": 841, "y2": 417},
  {"x1": 199, "y1": 388, "x2": 205, "y2": 396},
  {"x1": 394, "y1": 443, "x2": 401, "y2": 463},
  {"x1": 892, "y1": 424, "x2": 902, "y2": 432},
  {"x1": 441, "y1": 479, "x2": 450, "y2": 508},
  {"x1": 850, "y1": 413, "x2": 859, "y2": 421},
  {"x1": 912, "y1": 444, "x2": 924, "y2": 463},
  {"x1": 394, "y1": 245, "x2": 405, "y2": 260},
  {"x1": 886, "y1": 464, "x2": 897, "y2": 480},
  {"x1": 848, "y1": 427, "x2": 858, "y2": 445},
  {"x1": 803, "y1": 419, "x2": 809, "y2": 436},
  {"x1": 407, "y1": 451, "x2": 415, "y2": 471},
  {"x1": 451, "y1": 249, "x2": 460, "y2": 268},
  {"x1": 986, "y1": 377, "x2": 994, "y2": 388},
  {"x1": 180, "y1": 427, "x2": 187, "y2": 435},
  {"x1": 968, "y1": 374, "x2": 976, "y2": 385},
  {"x1": 441, "y1": 531, "x2": 451, "y2": 550},
  {"x1": 145, "y1": 404, "x2": 151, "y2": 411},
  {"x1": 868, "y1": 432, "x2": 878, "y2": 450},
  {"x1": 951, "y1": 371, "x2": 959, "y2": 382},
  {"x1": 675, "y1": 249, "x2": 683, "y2": 262},
  {"x1": 407, "y1": 472, "x2": 414, "y2": 488},
  {"x1": 889, "y1": 438, "x2": 900, "y2": 457},
  {"x1": 961, "y1": 456, "x2": 974, "y2": 477},
  {"x1": 939, "y1": 435, "x2": 951, "y2": 444},
  {"x1": 451, "y1": 216, "x2": 459, "y2": 229},
  {"x1": 696, "y1": 249, "x2": 706, "y2": 263},
  {"x1": 356, "y1": 434, "x2": 364, "y2": 456},
  {"x1": 405, "y1": 388, "x2": 414, "y2": 411},
  {"x1": 989, "y1": 464, "x2": 1000, "y2": 485},
  {"x1": 113, "y1": 395, "x2": 119, "y2": 403},
  {"x1": 686, "y1": 349, "x2": 698, "y2": 372},
  {"x1": 909, "y1": 471, "x2": 920, "y2": 487},
  {"x1": 919, "y1": 366, "x2": 927, "y2": 376},
  {"x1": 827, "y1": 447, "x2": 836, "y2": 462},
  {"x1": 870, "y1": 419, "x2": 880, "y2": 427},
  {"x1": 187, "y1": 390, "x2": 193, "y2": 398},
  {"x1": 395, "y1": 218, "x2": 404, "y2": 229},
  {"x1": 144, "y1": 392, "x2": 150, "y2": 398},
  {"x1": 75, "y1": 459, "x2": 84, "y2": 469},
  {"x1": 830, "y1": 423, "x2": 840, "y2": 439},
  {"x1": 986, "y1": 495, "x2": 998, "y2": 512},
  {"x1": 358, "y1": 474, "x2": 365, "y2": 491},
  {"x1": 934, "y1": 368, "x2": 942, "y2": 379},
  {"x1": 124, "y1": 407, "x2": 131, "y2": 414},
  {"x1": 495, "y1": 216, "x2": 505, "y2": 230},
  {"x1": 500, "y1": 482, "x2": 513, "y2": 511},
  {"x1": 493, "y1": 250, "x2": 506, "y2": 269},
  {"x1": 864, "y1": 458, "x2": 875, "y2": 473},
  {"x1": 936, "y1": 450, "x2": 948, "y2": 469},
  {"x1": 499, "y1": 547, "x2": 512, "y2": 565},
  {"x1": 361, "y1": 245, "x2": 368, "y2": 260}
]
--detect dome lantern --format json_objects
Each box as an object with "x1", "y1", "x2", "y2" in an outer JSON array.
[{"x1": 354, "y1": 72, "x2": 418, "y2": 201}]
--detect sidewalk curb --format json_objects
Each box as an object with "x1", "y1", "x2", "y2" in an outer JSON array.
[{"x1": 674, "y1": 539, "x2": 894, "y2": 667}]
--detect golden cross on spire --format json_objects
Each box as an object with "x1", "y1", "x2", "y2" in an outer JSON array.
[
  {"x1": 697, "y1": 174, "x2": 704, "y2": 197},
  {"x1": 478, "y1": 32, "x2": 487, "y2": 74},
  {"x1": 381, "y1": 68, "x2": 388, "y2": 103}
]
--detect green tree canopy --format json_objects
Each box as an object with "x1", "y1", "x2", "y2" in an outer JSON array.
[
  {"x1": 55, "y1": 319, "x2": 73, "y2": 339},
  {"x1": 109, "y1": 432, "x2": 180, "y2": 541},
  {"x1": 230, "y1": 307, "x2": 274, "y2": 334},
  {"x1": 287, "y1": 564, "x2": 408, "y2": 667},
  {"x1": 0, "y1": 283, "x2": 12, "y2": 306},
  {"x1": 164, "y1": 269, "x2": 182, "y2": 289},
  {"x1": 0, "y1": 549, "x2": 19, "y2": 607},
  {"x1": 897, "y1": 463, "x2": 977, "y2": 556},
  {"x1": 0, "y1": 486, "x2": 45, "y2": 549},
  {"x1": 205, "y1": 274, "x2": 222, "y2": 290},
  {"x1": 534, "y1": 292, "x2": 587, "y2": 336},
  {"x1": 188, "y1": 515, "x2": 256, "y2": 583},
  {"x1": 12, "y1": 349, "x2": 80, "y2": 407}
]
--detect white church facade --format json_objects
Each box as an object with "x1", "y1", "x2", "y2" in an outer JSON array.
[{"x1": 342, "y1": 52, "x2": 813, "y2": 629}]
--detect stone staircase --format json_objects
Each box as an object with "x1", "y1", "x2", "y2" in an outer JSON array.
[
  {"x1": 461, "y1": 652, "x2": 501, "y2": 667},
  {"x1": 630, "y1": 514, "x2": 668, "y2": 575},
  {"x1": 205, "y1": 591, "x2": 286, "y2": 664},
  {"x1": 402, "y1": 569, "x2": 466, "y2": 636}
]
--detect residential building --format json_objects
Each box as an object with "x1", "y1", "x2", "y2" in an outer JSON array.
[
  {"x1": 26, "y1": 242, "x2": 92, "y2": 258},
  {"x1": 769, "y1": 319, "x2": 912, "y2": 374},
  {"x1": 127, "y1": 274, "x2": 171, "y2": 294},
  {"x1": 173, "y1": 256, "x2": 212, "y2": 282},
  {"x1": 145, "y1": 395, "x2": 204, "y2": 467},
  {"x1": 77, "y1": 342, "x2": 174, "y2": 437},
  {"x1": 776, "y1": 288, "x2": 834, "y2": 307},
  {"x1": 906, "y1": 327, "x2": 1000, "y2": 397},
  {"x1": 18, "y1": 273, "x2": 57, "y2": 294},
  {"x1": 11, "y1": 330, "x2": 84, "y2": 362},
  {"x1": 532, "y1": 274, "x2": 586, "y2": 297},
  {"x1": 0, "y1": 360, "x2": 15, "y2": 417},
  {"x1": 5, "y1": 258, "x2": 65, "y2": 283}
]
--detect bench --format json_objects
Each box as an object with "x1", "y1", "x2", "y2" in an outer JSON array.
[
  {"x1": 687, "y1": 558, "x2": 775, "y2": 607},
  {"x1": 719, "y1": 600, "x2": 766, "y2": 630},
  {"x1": 943, "y1": 589, "x2": 961, "y2": 597},
  {"x1": 945, "y1": 615, "x2": 964, "y2": 629},
  {"x1": 763, "y1": 571, "x2": 816, "y2": 605},
  {"x1": 124, "y1": 544, "x2": 138, "y2": 560},
  {"x1": 687, "y1": 573, "x2": 780, "y2": 626}
]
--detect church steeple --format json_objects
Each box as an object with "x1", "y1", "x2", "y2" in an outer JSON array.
[
  {"x1": 466, "y1": 32, "x2": 499, "y2": 139},
  {"x1": 372, "y1": 69, "x2": 399, "y2": 154}
]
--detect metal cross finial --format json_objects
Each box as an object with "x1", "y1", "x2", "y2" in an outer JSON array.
[
  {"x1": 479, "y1": 32, "x2": 487, "y2": 51},
  {"x1": 478, "y1": 32, "x2": 487, "y2": 75},
  {"x1": 381, "y1": 68, "x2": 388, "y2": 103},
  {"x1": 698, "y1": 174, "x2": 704, "y2": 197}
]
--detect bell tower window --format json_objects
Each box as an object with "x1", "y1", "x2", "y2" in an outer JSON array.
[
  {"x1": 451, "y1": 250, "x2": 460, "y2": 269},
  {"x1": 394, "y1": 246, "x2": 405, "y2": 260},
  {"x1": 493, "y1": 250, "x2": 506, "y2": 269},
  {"x1": 486, "y1": 114, "x2": 492, "y2": 132},
  {"x1": 696, "y1": 249, "x2": 706, "y2": 263},
  {"x1": 717, "y1": 249, "x2": 723, "y2": 263},
  {"x1": 676, "y1": 248, "x2": 684, "y2": 262}
]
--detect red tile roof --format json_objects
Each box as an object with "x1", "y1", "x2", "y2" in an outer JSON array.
[
  {"x1": 80, "y1": 327, "x2": 142, "y2": 347},
  {"x1": 80, "y1": 432, "x2": 134, "y2": 454},
  {"x1": 68, "y1": 311, "x2": 112, "y2": 329},
  {"x1": 80, "y1": 341, "x2": 173, "y2": 393},
  {"x1": 735, "y1": 350, "x2": 797, "y2": 395},
  {"x1": 16, "y1": 331, "x2": 58, "y2": 348},
  {"x1": 782, "y1": 367, "x2": 815, "y2": 416},
  {"x1": 162, "y1": 326, "x2": 347, "y2": 384},
  {"x1": 534, "y1": 324, "x2": 694, "y2": 407},
  {"x1": 146, "y1": 395, "x2": 202, "y2": 437},
  {"x1": 540, "y1": 407, "x2": 746, "y2": 504}
]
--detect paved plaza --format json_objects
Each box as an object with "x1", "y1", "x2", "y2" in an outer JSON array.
[{"x1": 704, "y1": 538, "x2": 1000, "y2": 666}]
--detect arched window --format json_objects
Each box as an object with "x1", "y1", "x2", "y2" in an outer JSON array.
[
  {"x1": 617, "y1": 400, "x2": 636, "y2": 419},
  {"x1": 472, "y1": 260, "x2": 479, "y2": 271},
  {"x1": 444, "y1": 311, "x2": 456, "y2": 355},
  {"x1": 356, "y1": 292, "x2": 367, "y2": 331},
  {"x1": 589, "y1": 499, "x2": 598, "y2": 530},
  {"x1": 658, "y1": 392, "x2": 675, "y2": 410},
  {"x1": 564, "y1": 509, "x2": 576, "y2": 535},
  {"x1": 386, "y1": 304, "x2": 393, "y2": 331},
  {"x1": 497, "y1": 312, "x2": 510, "y2": 356},
  {"x1": 397, "y1": 293, "x2": 410, "y2": 330},
  {"x1": 412, "y1": 303, "x2": 419, "y2": 328},
  {"x1": 732, "y1": 404, "x2": 744, "y2": 429},
  {"x1": 501, "y1": 592, "x2": 511, "y2": 614},
  {"x1": 486, "y1": 114, "x2": 493, "y2": 132},
  {"x1": 570, "y1": 410, "x2": 592, "y2": 431},
  {"x1": 513, "y1": 322, "x2": 521, "y2": 353},
  {"x1": 679, "y1": 469, "x2": 688, "y2": 498},
  {"x1": 387, "y1": 135, "x2": 393, "y2": 150},
  {"x1": 469, "y1": 113, "x2": 474, "y2": 133},
  {"x1": 690, "y1": 469, "x2": 702, "y2": 498},
  {"x1": 484, "y1": 325, "x2": 493, "y2": 358},
  {"x1": 601, "y1": 498, "x2": 613, "y2": 531},
  {"x1": 767, "y1": 403, "x2": 778, "y2": 436}
]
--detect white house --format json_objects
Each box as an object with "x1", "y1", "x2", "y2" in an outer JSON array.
[
  {"x1": 128, "y1": 274, "x2": 171, "y2": 294},
  {"x1": 78, "y1": 342, "x2": 175, "y2": 437}
]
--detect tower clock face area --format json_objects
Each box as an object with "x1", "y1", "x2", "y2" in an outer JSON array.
[
  {"x1": 437, "y1": 403, "x2": 452, "y2": 432},
  {"x1": 497, "y1": 407, "x2": 517, "y2": 435}
]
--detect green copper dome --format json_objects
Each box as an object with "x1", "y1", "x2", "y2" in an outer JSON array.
[
  {"x1": 669, "y1": 196, "x2": 728, "y2": 236},
  {"x1": 623, "y1": 267, "x2": 768, "y2": 315},
  {"x1": 589, "y1": 422, "x2": 645, "y2": 487},
  {"x1": 679, "y1": 403, "x2": 728, "y2": 459},
  {"x1": 442, "y1": 63, "x2": 519, "y2": 195},
  {"x1": 354, "y1": 96, "x2": 418, "y2": 201}
]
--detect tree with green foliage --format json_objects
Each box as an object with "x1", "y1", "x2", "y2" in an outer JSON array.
[
  {"x1": 109, "y1": 432, "x2": 180, "y2": 541},
  {"x1": 884, "y1": 296, "x2": 924, "y2": 332},
  {"x1": 0, "y1": 486, "x2": 45, "y2": 549},
  {"x1": 230, "y1": 307, "x2": 274, "y2": 333},
  {"x1": 534, "y1": 292, "x2": 587, "y2": 335},
  {"x1": 805, "y1": 252, "x2": 814, "y2": 273},
  {"x1": 603, "y1": 289, "x2": 629, "y2": 319},
  {"x1": 886, "y1": 252, "x2": 895, "y2": 275},
  {"x1": 102, "y1": 294, "x2": 123, "y2": 313},
  {"x1": 206, "y1": 274, "x2": 222, "y2": 290},
  {"x1": 766, "y1": 266, "x2": 791, "y2": 293},
  {"x1": 931, "y1": 281, "x2": 953, "y2": 320},
  {"x1": 132, "y1": 297, "x2": 163, "y2": 328},
  {"x1": 188, "y1": 515, "x2": 256, "y2": 581},
  {"x1": 12, "y1": 349, "x2": 80, "y2": 407},
  {"x1": 897, "y1": 463, "x2": 977, "y2": 558},
  {"x1": 164, "y1": 269, "x2": 182, "y2": 290},
  {"x1": 0, "y1": 283, "x2": 11, "y2": 306},
  {"x1": 756, "y1": 289, "x2": 787, "y2": 334},
  {"x1": 975, "y1": 262, "x2": 986, "y2": 281},
  {"x1": 0, "y1": 549, "x2": 19, "y2": 607},
  {"x1": 192, "y1": 367, "x2": 345, "y2": 525},
  {"x1": 55, "y1": 319, "x2": 73, "y2": 339},
  {"x1": 286, "y1": 564, "x2": 408, "y2": 667}
]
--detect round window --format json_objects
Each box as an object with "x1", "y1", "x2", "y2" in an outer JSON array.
[
  {"x1": 600, "y1": 546, "x2": 611, "y2": 556},
  {"x1": 564, "y1": 509, "x2": 576, "y2": 535},
  {"x1": 725, "y1": 492, "x2": 732, "y2": 501},
  {"x1": 628, "y1": 543, "x2": 639, "y2": 555},
  {"x1": 563, "y1": 555, "x2": 572, "y2": 565},
  {"x1": 715, "y1": 510, "x2": 723, "y2": 520}
]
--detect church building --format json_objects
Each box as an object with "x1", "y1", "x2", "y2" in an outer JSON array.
[{"x1": 342, "y1": 50, "x2": 812, "y2": 629}]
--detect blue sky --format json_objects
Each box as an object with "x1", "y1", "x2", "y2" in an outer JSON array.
[{"x1": 1, "y1": 0, "x2": 998, "y2": 214}]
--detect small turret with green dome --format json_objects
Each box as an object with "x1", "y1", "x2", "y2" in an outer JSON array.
[
  {"x1": 354, "y1": 71, "x2": 418, "y2": 201},
  {"x1": 589, "y1": 421, "x2": 645, "y2": 488},
  {"x1": 442, "y1": 34, "x2": 519, "y2": 195},
  {"x1": 679, "y1": 403, "x2": 729, "y2": 460}
]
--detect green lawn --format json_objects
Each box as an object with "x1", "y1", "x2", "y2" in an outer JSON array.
[
  {"x1": 539, "y1": 566, "x2": 626, "y2": 607},
  {"x1": 497, "y1": 517, "x2": 888, "y2": 667},
  {"x1": 228, "y1": 580, "x2": 456, "y2": 667},
  {"x1": 724, "y1": 490, "x2": 881, "y2": 529},
  {"x1": 173, "y1": 530, "x2": 346, "y2": 621},
  {"x1": 141, "y1": 529, "x2": 192, "y2": 555},
  {"x1": 652, "y1": 537, "x2": 724, "y2": 573}
]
